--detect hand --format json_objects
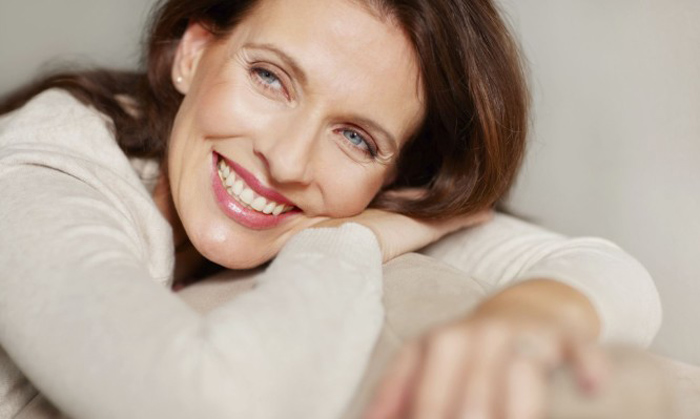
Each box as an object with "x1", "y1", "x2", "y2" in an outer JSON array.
[
  {"x1": 364, "y1": 312, "x2": 608, "y2": 419},
  {"x1": 311, "y1": 206, "x2": 493, "y2": 263}
]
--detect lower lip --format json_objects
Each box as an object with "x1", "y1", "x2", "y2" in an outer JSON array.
[{"x1": 210, "y1": 152, "x2": 299, "y2": 230}]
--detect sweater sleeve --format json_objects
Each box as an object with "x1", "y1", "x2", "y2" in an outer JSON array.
[
  {"x1": 420, "y1": 213, "x2": 662, "y2": 347},
  {"x1": 0, "y1": 164, "x2": 384, "y2": 419}
]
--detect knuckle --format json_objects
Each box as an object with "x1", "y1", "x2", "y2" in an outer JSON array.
[
  {"x1": 473, "y1": 319, "x2": 512, "y2": 343},
  {"x1": 425, "y1": 324, "x2": 470, "y2": 353}
]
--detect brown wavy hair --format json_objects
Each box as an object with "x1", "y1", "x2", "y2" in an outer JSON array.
[{"x1": 0, "y1": 0, "x2": 529, "y2": 220}]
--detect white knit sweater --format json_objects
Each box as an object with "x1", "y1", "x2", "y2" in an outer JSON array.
[{"x1": 0, "y1": 90, "x2": 661, "y2": 418}]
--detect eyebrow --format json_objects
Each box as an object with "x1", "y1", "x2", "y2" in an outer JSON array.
[
  {"x1": 242, "y1": 42, "x2": 399, "y2": 152},
  {"x1": 242, "y1": 42, "x2": 307, "y2": 85},
  {"x1": 349, "y1": 116, "x2": 399, "y2": 152}
]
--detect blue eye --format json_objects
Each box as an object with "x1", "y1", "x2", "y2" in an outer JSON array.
[
  {"x1": 342, "y1": 129, "x2": 377, "y2": 157},
  {"x1": 343, "y1": 130, "x2": 365, "y2": 146},
  {"x1": 253, "y1": 68, "x2": 283, "y2": 90}
]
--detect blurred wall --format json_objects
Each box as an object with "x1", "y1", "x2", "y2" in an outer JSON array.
[
  {"x1": 1, "y1": 1, "x2": 699, "y2": 365},
  {"x1": 499, "y1": 0, "x2": 700, "y2": 365},
  {"x1": 0, "y1": 0, "x2": 156, "y2": 93}
]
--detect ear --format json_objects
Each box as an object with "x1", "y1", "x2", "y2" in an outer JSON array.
[{"x1": 172, "y1": 22, "x2": 215, "y2": 94}]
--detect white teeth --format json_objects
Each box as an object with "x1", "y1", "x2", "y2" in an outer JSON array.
[
  {"x1": 218, "y1": 160, "x2": 294, "y2": 216},
  {"x1": 240, "y1": 188, "x2": 255, "y2": 205},
  {"x1": 263, "y1": 202, "x2": 276, "y2": 215},
  {"x1": 251, "y1": 197, "x2": 267, "y2": 211},
  {"x1": 232, "y1": 180, "x2": 244, "y2": 196},
  {"x1": 272, "y1": 204, "x2": 285, "y2": 216}
]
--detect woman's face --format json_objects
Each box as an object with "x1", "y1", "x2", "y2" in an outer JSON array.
[{"x1": 167, "y1": 0, "x2": 425, "y2": 268}]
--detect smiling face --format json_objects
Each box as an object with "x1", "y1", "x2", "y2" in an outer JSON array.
[{"x1": 166, "y1": 0, "x2": 425, "y2": 268}]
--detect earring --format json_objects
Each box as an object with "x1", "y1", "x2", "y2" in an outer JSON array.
[{"x1": 176, "y1": 76, "x2": 183, "y2": 84}]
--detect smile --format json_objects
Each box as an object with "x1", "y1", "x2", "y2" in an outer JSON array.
[
  {"x1": 217, "y1": 159, "x2": 294, "y2": 215},
  {"x1": 211, "y1": 152, "x2": 299, "y2": 230}
]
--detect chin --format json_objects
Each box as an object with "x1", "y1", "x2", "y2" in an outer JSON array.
[
  {"x1": 188, "y1": 224, "x2": 279, "y2": 270},
  {"x1": 197, "y1": 240, "x2": 276, "y2": 270}
]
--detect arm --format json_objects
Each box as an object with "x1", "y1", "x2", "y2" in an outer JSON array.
[
  {"x1": 471, "y1": 278, "x2": 600, "y2": 342},
  {"x1": 0, "y1": 165, "x2": 383, "y2": 419},
  {"x1": 420, "y1": 212, "x2": 662, "y2": 346},
  {"x1": 365, "y1": 213, "x2": 662, "y2": 419}
]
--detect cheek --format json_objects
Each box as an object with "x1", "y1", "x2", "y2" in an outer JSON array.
[
  {"x1": 193, "y1": 73, "x2": 275, "y2": 139},
  {"x1": 321, "y1": 167, "x2": 385, "y2": 216}
]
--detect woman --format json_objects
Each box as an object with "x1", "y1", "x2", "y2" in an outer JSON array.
[{"x1": 0, "y1": 0, "x2": 661, "y2": 418}]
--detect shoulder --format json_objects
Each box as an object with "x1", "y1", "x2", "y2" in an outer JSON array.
[
  {"x1": 0, "y1": 88, "x2": 154, "y2": 187},
  {"x1": 0, "y1": 88, "x2": 123, "y2": 165},
  {"x1": 0, "y1": 89, "x2": 174, "y2": 285},
  {"x1": 1, "y1": 88, "x2": 109, "y2": 134}
]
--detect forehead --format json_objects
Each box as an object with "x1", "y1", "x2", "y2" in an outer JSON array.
[{"x1": 231, "y1": 0, "x2": 426, "y2": 142}]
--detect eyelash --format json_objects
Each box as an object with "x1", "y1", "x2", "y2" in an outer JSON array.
[
  {"x1": 249, "y1": 66, "x2": 379, "y2": 159},
  {"x1": 251, "y1": 67, "x2": 287, "y2": 97},
  {"x1": 337, "y1": 128, "x2": 378, "y2": 158}
]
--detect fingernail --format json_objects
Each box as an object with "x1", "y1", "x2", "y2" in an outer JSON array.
[
  {"x1": 579, "y1": 366, "x2": 608, "y2": 396},
  {"x1": 575, "y1": 346, "x2": 611, "y2": 396},
  {"x1": 579, "y1": 374, "x2": 599, "y2": 395}
]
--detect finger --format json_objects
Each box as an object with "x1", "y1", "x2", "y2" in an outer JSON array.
[
  {"x1": 504, "y1": 356, "x2": 547, "y2": 419},
  {"x1": 364, "y1": 342, "x2": 422, "y2": 419},
  {"x1": 512, "y1": 331, "x2": 564, "y2": 371},
  {"x1": 455, "y1": 323, "x2": 512, "y2": 419},
  {"x1": 409, "y1": 326, "x2": 472, "y2": 419},
  {"x1": 568, "y1": 342, "x2": 610, "y2": 395},
  {"x1": 380, "y1": 187, "x2": 428, "y2": 200}
]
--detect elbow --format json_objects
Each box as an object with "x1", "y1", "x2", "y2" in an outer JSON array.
[
  {"x1": 585, "y1": 239, "x2": 663, "y2": 348},
  {"x1": 516, "y1": 237, "x2": 663, "y2": 348}
]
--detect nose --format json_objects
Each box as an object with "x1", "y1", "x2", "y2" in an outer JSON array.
[{"x1": 253, "y1": 119, "x2": 318, "y2": 186}]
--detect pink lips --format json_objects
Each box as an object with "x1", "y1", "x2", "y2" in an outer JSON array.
[
  {"x1": 217, "y1": 153, "x2": 296, "y2": 207},
  {"x1": 211, "y1": 152, "x2": 299, "y2": 230}
]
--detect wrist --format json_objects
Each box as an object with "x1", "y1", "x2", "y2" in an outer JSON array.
[{"x1": 470, "y1": 279, "x2": 601, "y2": 342}]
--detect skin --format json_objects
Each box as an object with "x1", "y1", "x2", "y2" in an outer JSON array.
[
  {"x1": 365, "y1": 279, "x2": 605, "y2": 419},
  {"x1": 164, "y1": 0, "x2": 425, "y2": 270},
  {"x1": 156, "y1": 0, "x2": 605, "y2": 417}
]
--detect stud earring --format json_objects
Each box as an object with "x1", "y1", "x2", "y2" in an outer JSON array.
[{"x1": 176, "y1": 76, "x2": 183, "y2": 84}]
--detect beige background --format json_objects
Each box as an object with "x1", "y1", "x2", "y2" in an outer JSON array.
[{"x1": 1, "y1": 0, "x2": 698, "y2": 365}]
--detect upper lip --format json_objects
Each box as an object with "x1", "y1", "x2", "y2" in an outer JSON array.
[{"x1": 217, "y1": 152, "x2": 297, "y2": 208}]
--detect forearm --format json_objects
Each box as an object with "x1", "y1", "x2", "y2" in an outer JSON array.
[
  {"x1": 422, "y1": 213, "x2": 661, "y2": 346},
  {"x1": 0, "y1": 164, "x2": 384, "y2": 418},
  {"x1": 472, "y1": 279, "x2": 601, "y2": 342}
]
